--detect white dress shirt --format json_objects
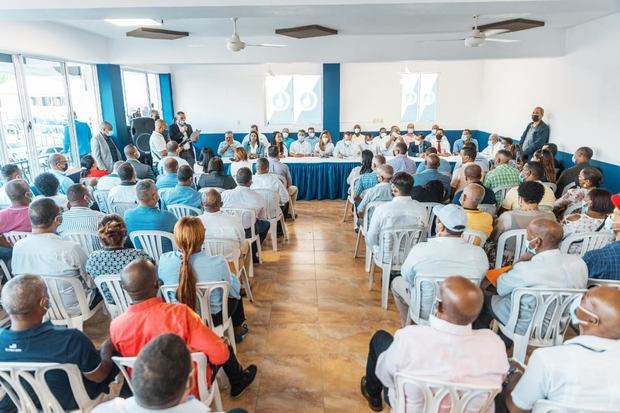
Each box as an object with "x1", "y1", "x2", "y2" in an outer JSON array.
[
  {"x1": 157, "y1": 155, "x2": 190, "y2": 175},
  {"x1": 221, "y1": 186, "x2": 266, "y2": 228},
  {"x1": 480, "y1": 141, "x2": 503, "y2": 160},
  {"x1": 314, "y1": 142, "x2": 335, "y2": 156},
  {"x1": 334, "y1": 140, "x2": 361, "y2": 158},
  {"x1": 199, "y1": 211, "x2": 245, "y2": 245},
  {"x1": 366, "y1": 197, "x2": 427, "y2": 248},
  {"x1": 251, "y1": 173, "x2": 290, "y2": 203},
  {"x1": 230, "y1": 160, "x2": 253, "y2": 178},
  {"x1": 149, "y1": 131, "x2": 167, "y2": 162},
  {"x1": 376, "y1": 315, "x2": 509, "y2": 411},
  {"x1": 108, "y1": 184, "x2": 138, "y2": 204},
  {"x1": 428, "y1": 136, "x2": 451, "y2": 154},
  {"x1": 379, "y1": 136, "x2": 399, "y2": 156},
  {"x1": 289, "y1": 140, "x2": 312, "y2": 155},
  {"x1": 96, "y1": 174, "x2": 121, "y2": 191},
  {"x1": 92, "y1": 397, "x2": 209, "y2": 413},
  {"x1": 359, "y1": 138, "x2": 381, "y2": 155},
  {"x1": 512, "y1": 335, "x2": 620, "y2": 410}
]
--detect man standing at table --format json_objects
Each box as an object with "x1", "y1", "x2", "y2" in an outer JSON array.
[
  {"x1": 520, "y1": 106, "x2": 550, "y2": 158},
  {"x1": 168, "y1": 111, "x2": 199, "y2": 168}
]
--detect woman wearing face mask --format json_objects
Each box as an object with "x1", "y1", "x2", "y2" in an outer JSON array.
[
  {"x1": 272, "y1": 131, "x2": 289, "y2": 158},
  {"x1": 554, "y1": 167, "x2": 603, "y2": 217},
  {"x1": 561, "y1": 189, "x2": 614, "y2": 253},
  {"x1": 352, "y1": 124, "x2": 364, "y2": 143},
  {"x1": 314, "y1": 130, "x2": 334, "y2": 157}
]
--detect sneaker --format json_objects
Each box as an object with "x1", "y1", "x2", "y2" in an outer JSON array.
[
  {"x1": 230, "y1": 365, "x2": 258, "y2": 398},
  {"x1": 360, "y1": 376, "x2": 383, "y2": 412}
]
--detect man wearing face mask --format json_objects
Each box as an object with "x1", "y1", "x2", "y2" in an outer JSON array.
[
  {"x1": 47, "y1": 153, "x2": 76, "y2": 195},
  {"x1": 334, "y1": 132, "x2": 361, "y2": 159},
  {"x1": 149, "y1": 119, "x2": 168, "y2": 164},
  {"x1": 519, "y1": 106, "x2": 550, "y2": 158},
  {"x1": 359, "y1": 133, "x2": 380, "y2": 155},
  {"x1": 289, "y1": 129, "x2": 312, "y2": 157},
  {"x1": 500, "y1": 161, "x2": 556, "y2": 212},
  {"x1": 305, "y1": 126, "x2": 319, "y2": 150},
  {"x1": 428, "y1": 128, "x2": 450, "y2": 155},
  {"x1": 380, "y1": 126, "x2": 403, "y2": 157},
  {"x1": 402, "y1": 123, "x2": 417, "y2": 145},
  {"x1": 583, "y1": 194, "x2": 620, "y2": 281},
  {"x1": 452, "y1": 128, "x2": 479, "y2": 154},
  {"x1": 352, "y1": 124, "x2": 365, "y2": 144},
  {"x1": 91, "y1": 121, "x2": 121, "y2": 173},
  {"x1": 502, "y1": 286, "x2": 620, "y2": 412},
  {"x1": 168, "y1": 111, "x2": 200, "y2": 168},
  {"x1": 476, "y1": 218, "x2": 588, "y2": 334},
  {"x1": 407, "y1": 134, "x2": 430, "y2": 157},
  {"x1": 424, "y1": 124, "x2": 440, "y2": 142},
  {"x1": 281, "y1": 127, "x2": 295, "y2": 149}
]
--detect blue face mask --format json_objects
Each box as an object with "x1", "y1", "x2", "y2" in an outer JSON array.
[
  {"x1": 518, "y1": 171, "x2": 526, "y2": 183},
  {"x1": 525, "y1": 237, "x2": 539, "y2": 255},
  {"x1": 581, "y1": 201, "x2": 589, "y2": 214},
  {"x1": 604, "y1": 216, "x2": 614, "y2": 231}
]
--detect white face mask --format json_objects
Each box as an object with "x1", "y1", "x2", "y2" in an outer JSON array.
[
  {"x1": 431, "y1": 129, "x2": 437, "y2": 135},
  {"x1": 354, "y1": 128, "x2": 361, "y2": 134},
  {"x1": 344, "y1": 140, "x2": 352, "y2": 146},
  {"x1": 308, "y1": 132, "x2": 315, "y2": 138},
  {"x1": 321, "y1": 136, "x2": 328, "y2": 143},
  {"x1": 282, "y1": 132, "x2": 289, "y2": 138},
  {"x1": 380, "y1": 132, "x2": 386, "y2": 138},
  {"x1": 462, "y1": 134, "x2": 469, "y2": 140},
  {"x1": 407, "y1": 128, "x2": 414, "y2": 134},
  {"x1": 298, "y1": 135, "x2": 305, "y2": 142},
  {"x1": 103, "y1": 129, "x2": 112, "y2": 137}
]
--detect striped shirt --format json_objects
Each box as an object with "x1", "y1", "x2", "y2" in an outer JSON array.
[
  {"x1": 57, "y1": 207, "x2": 104, "y2": 234},
  {"x1": 583, "y1": 240, "x2": 620, "y2": 281}
]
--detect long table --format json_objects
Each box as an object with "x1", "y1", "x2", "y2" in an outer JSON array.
[{"x1": 199, "y1": 156, "x2": 460, "y2": 201}]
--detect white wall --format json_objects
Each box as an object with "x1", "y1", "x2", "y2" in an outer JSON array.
[{"x1": 478, "y1": 13, "x2": 620, "y2": 164}]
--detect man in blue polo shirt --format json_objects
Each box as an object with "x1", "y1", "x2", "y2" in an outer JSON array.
[
  {"x1": 414, "y1": 154, "x2": 451, "y2": 196},
  {"x1": 0, "y1": 275, "x2": 116, "y2": 412},
  {"x1": 156, "y1": 158, "x2": 179, "y2": 191},
  {"x1": 416, "y1": 147, "x2": 452, "y2": 176},
  {"x1": 47, "y1": 153, "x2": 75, "y2": 194},
  {"x1": 160, "y1": 165, "x2": 202, "y2": 210},
  {"x1": 125, "y1": 179, "x2": 177, "y2": 251}
]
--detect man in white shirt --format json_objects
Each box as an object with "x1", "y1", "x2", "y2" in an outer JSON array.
[
  {"x1": 477, "y1": 218, "x2": 588, "y2": 334},
  {"x1": 334, "y1": 132, "x2": 362, "y2": 159},
  {"x1": 366, "y1": 172, "x2": 426, "y2": 249},
  {"x1": 57, "y1": 184, "x2": 104, "y2": 234},
  {"x1": 251, "y1": 158, "x2": 290, "y2": 205},
  {"x1": 267, "y1": 145, "x2": 298, "y2": 218},
  {"x1": 428, "y1": 128, "x2": 451, "y2": 156},
  {"x1": 108, "y1": 163, "x2": 138, "y2": 204},
  {"x1": 241, "y1": 124, "x2": 270, "y2": 147},
  {"x1": 96, "y1": 161, "x2": 123, "y2": 191},
  {"x1": 358, "y1": 134, "x2": 381, "y2": 155},
  {"x1": 200, "y1": 189, "x2": 251, "y2": 278},
  {"x1": 391, "y1": 203, "x2": 489, "y2": 326},
  {"x1": 149, "y1": 119, "x2": 168, "y2": 163},
  {"x1": 289, "y1": 130, "x2": 312, "y2": 157},
  {"x1": 11, "y1": 198, "x2": 97, "y2": 316},
  {"x1": 503, "y1": 286, "x2": 620, "y2": 412},
  {"x1": 157, "y1": 141, "x2": 190, "y2": 175},
  {"x1": 379, "y1": 126, "x2": 403, "y2": 157},
  {"x1": 480, "y1": 133, "x2": 503, "y2": 160},
  {"x1": 221, "y1": 167, "x2": 270, "y2": 262},
  {"x1": 361, "y1": 276, "x2": 509, "y2": 412}
]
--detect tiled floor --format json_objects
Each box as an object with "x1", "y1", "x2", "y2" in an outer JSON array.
[{"x1": 86, "y1": 199, "x2": 401, "y2": 412}]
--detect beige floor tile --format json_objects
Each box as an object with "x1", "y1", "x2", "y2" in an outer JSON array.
[
  {"x1": 319, "y1": 322, "x2": 373, "y2": 354},
  {"x1": 256, "y1": 392, "x2": 324, "y2": 413},
  {"x1": 318, "y1": 298, "x2": 369, "y2": 323},
  {"x1": 259, "y1": 354, "x2": 323, "y2": 393},
  {"x1": 264, "y1": 323, "x2": 320, "y2": 355},
  {"x1": 272, "y1": 279, "x2": 317, "y2": 301},
  {"x1": 320, "y1": 353, "x2": 367, "y2": 393},
  {"x1": 324, "y1": 392, "x2": 379, "y2": 413},
  {"x1": 270, "y1": 298, "x2": 319, "y2": 324}
]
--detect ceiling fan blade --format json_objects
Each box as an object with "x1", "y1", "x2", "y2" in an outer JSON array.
[
  {"x1": 415, "y1": 38, "x2": 465, "y2": 43},
  {"x1": 485, "y1": 38, "x2": 519, "y2": 43},
  {"x1": 245, "y1": 43, "x2": 287, "y2": 48},
  {"x1": 482, "y1": 29, "x2": 510, "y2": 37}
]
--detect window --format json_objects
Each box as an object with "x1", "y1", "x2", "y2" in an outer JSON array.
[
  {"x1": 265, "y1": 75, "x2": 322, "y2": 125},
  {"x1": 122, "y1": 69, "x2": 161, "y2": 124},
  {"x1": 400, "y1": 72, "x2": 438, "y2": 122},
  {"x1": 66, "y1": 62, "x2": 101, "y2": 158}
]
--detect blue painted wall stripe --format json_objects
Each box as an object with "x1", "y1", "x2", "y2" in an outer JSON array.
[
  {"x1": 159, "y1": 73, "x2": 174, "y2": 124},
  {"x1": 322, "y1": 64, "x2": 340, "y2": 142},
  {"x1": 96, "y1": 64, "x2": 130, "y2": 151}
]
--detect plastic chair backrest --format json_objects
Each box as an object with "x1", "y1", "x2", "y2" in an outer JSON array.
[
  {"x1": 349, "y1": 175, "x2": 361, "y2": 199},
  {"x1": 41, "y1": 275, "x2": 92, "y2": 330},
  {"x1": 160, "y1": 281, "x2": 229, "y2": 330},
  {"x1": 60, "y1": 231, "x2": 102, "y2": 255},
  {"x1": 254, "y1": 188, "x2": 281, "y2": 219},
  {"x1": 560, "y1": 231, "x2": 614, "y2": 256},
  {"x1": 478, "y1": 204, "x2": 497, "y2": 216},
  {"x1": 0, "y1": 362, "x2": 101, "y2": 413},
  {"x1": 93, "y1": 189, "x2": 110, "y2": 213},
  {"x1": 494, "y1": 229, "x2": 528, "y2": 268},
  {"x1": 200, "y1": 187, "x2": 226, "y2": 194},
  {"x1": 94, "y1": 274, "x2": 132, "y2": 319},
  {"x1": 533, "y1": 400, "x2": 618, "y2": 413},
  {"x1": 362, "y1": 201, "x2": 389, "y2": 235},
  {"x1": 542, "y1": 182, "x2": 557, "y2": 194},
  {"x1": 394, "y1": 373, "x2": 500, "y2": 413},
  {"x1": 377, "y1": 226, "x2": 426, "y2": 267},
  {"x1": 2, "y1": 231, "x2": 30, "y2": 246},
  {"x1": 562, "y1": 181, "x2": 577, "y2": 196},
  {"x1": 0, "y1": 259, "x2": 12, "y2": 281},
  {"x1": 129, "y1": 230, "x2": 176, "y2": 264},
  {"x1": 203, "y1": 238, "x2": 241, "y2": 270},
  {"x1": 462, "y1": 229, "x2": 489, "y2": 246},
  {"x1": 419, "y1": 202, "x2": 442, "y2": 238},
  {"x1": 167, "y1": 204, "x2": 202, "y2": 219},
  {"x1": 493, "y1": 184, "x2": 516, "y2": 205},
  {"x1": 109, "y1": 201, "x2": 136, "y2": 216},
  {"x1": 563, "y1": 202, "x2": 584, "y2": 219}
]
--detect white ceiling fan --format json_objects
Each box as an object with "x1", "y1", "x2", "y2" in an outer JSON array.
[
  {"x1": 227, "y1": 17, "x2": 286, "y2": 52},
  {"x1": 423, "y1": 15, "x2": 519, "y2": 48}
]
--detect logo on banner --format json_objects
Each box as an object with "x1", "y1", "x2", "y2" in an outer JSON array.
[
  {"x1": 299, "y1": 91, "x2": 318, "y2": 111},
  {"x1": 272, "y1": 91, "x2": 291, "y2": 111}
]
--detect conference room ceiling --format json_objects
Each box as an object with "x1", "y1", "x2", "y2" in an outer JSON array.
[{"x1": 2, "y1": 0, "x2": 619, "y2": 64}]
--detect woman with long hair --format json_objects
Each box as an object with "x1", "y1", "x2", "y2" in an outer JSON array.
[
  {"x1": 272, "y1": 131, "x2": 289, "y2": 157},
  {"x1": 533, "y1": 149, "x2": 556, "y2": 183},
  {"x1": 158, "y1": 217, "x2": 248, "y2": 340},
  {"x1": 196, "y1": 157, "x2": 237, "y2": 190},
  {"x1": 243, "y1": 130, "x2": 265, "y2": 159},
  {"x1": 554, "y1": 167, "x2": 603, "y2": 216},
  {"x1": 314, "y1": 130, "x2": 335, "y2": 157},
  {"x1": 346, "y1": 149, "x2": 375, "y2": 197}
]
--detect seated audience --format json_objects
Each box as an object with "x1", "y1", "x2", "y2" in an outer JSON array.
[
  {"x1": 160, "y1": 165, "x2": 202, "y2": 210},
  {"x1": 334, "y1": 132, "x2": 361, "y2": 158},
  {"x1": 451, "y1": 145, "x2": 481, "y2": 194},
  {"x1": 281, "y1": 127, "x2": 294, "y2": 148},
  {"x1": 379, "y1": 126, "x2": 402, "y2": 157},
  {"x1": 124, "y1": 180, "x2": 177, "y2": 251},
  {"x1": 460, "y1": 183, "x2": 494, "y2": 240},
  {"x1": 11, "y1": 198, "x2": 97, "y2": 315},
  {"x1": 315, "y1": 130, "x2": 335, "y2": 157},
  {"x1": 416, "y1": 147, "x2": 451, "y2": 176},
  {"x1": 243, "y1": 130, "x2": 265, "y2": 159},
  {"x1": 0, "y1": 275, "x2": 116, "y2": 413},
  {"x1": 157, "y1": 141, "x2": 190, "y2": 175},
  {"x1": 360, "y1": 133, "x2": 381, "y2": 154},
  {"x1": 197, "y1": 157, "x2": 237, "y2": 190},
  {"x1": 158, "y1": 217, "x2": 248, "y2": 340},
  {"x1": 289, "y1": 129, "x2": 312, "y2": 157},
  {"x1": 483, "y1": 150, "x2": 521, "y2": 192},
  {"x1": 362, "y1": 276, "x2": 508, "y2": 412},
  {"x1": 477, "y1": 219, "x2": 588, "y2": 334},
  {"x1": 0, "y1": 180, "x2": 32, "y2": 265},
  {"x1": 57, "y1": 184, "x2": 104, "y2": 234},
  {"x1": 391, "y1": 204, "x2": 489, "y2": 325},
  {"x1": 124, "y1": 144, "x2": 155, "y2": 180},
  {"x1": 354, "y1": 153, "x2": 384, "y2": 199},
  {"x1": 230, "y1": 147, "x2": 253, "y2": 178},
  {"x1": 562, "y1": 188, "x2": 614, "y2": 253},
  {"x1": 110, "y1": 259, "x2": 257, "y2": 398},
  {"x1": 86, "y1": 214, "x2": 152, "y2": 303},
  {"x1": 480, "y1": 133, "x2": 502, "y2": 160},
  {"x1": 96, "y1": 160, "x2": 123, "y2": 191},
  {"x1": 357, "y1": 164, "x2": 394, "y2": 215},
  {"x1": 366, "y1": 172, "x2": 426, "y2": 249},
  {"x1": 503, "y1": 286, "x2": 620, "y2": 412},
  {"x1": 80, "y1": 154, "x2": 109, "y2": 178},
  {"x1": 33, "y1": 172, "x2": 68, "y2": 209},
  {"x1": 555, "y1": 146, "x2": 593, "y2": 196},
  {"x1": 156, "y1": 158, "x2": 180, "y2": 190},
  {"x1": 532, "y1": 148, "x2": 556, "y2": 183},
  {"x1": 452, "y1": 128, "x2": 479, "y2": 153},
  {"x1": 272, "y1": 131, "x2": 289, "y2": 157},
  {"x1": 0, "y1": 164, "x2": 22, "y2": 207},
  {"x1": 502, "y1": 161, "x2": 556, "y2": 211},
  {"x1": 411, "y1": 180, "x2": 445, "y2": 203},
  {"x1": 251, "y1": 158, "x2": 290, "y2": 205},
  {"x1": 407, "y1": 133, "x2": 431, "y2": 157},
  {"x1": 554, "y1": 166, "x2": 602, "y2": 215},
  {"x1": 347, "y1": 149, "x2": 372, "y2": 190},
  {"x1": 584, "y1": 195, "x2": 620, "y2": 280},
  {"x1": 413, "y1": 154, "x2": 451, "y2": 196},
  {"x1": 217, "y1": 131, "x2": 242, "y2": 159},
  {"x1": 267, "y1": 145, "x2": 298, "y2": 216},
  {"x1": 388, "y1": 142, "x2": 416, "y2": 175},
  {"x1": 108, "y1": 163, "x2": 138, "y2": 204},
  {"x1": 452, "y1": 164, "x2": 497, "y2": 207},
  {"x1": 47, "y1": 153, "x2": 75, "y2": 194}
]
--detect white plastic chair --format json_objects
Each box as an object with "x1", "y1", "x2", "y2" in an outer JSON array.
[
  {"x1": 41, "y1": 276, "x2": 102, "y2": 331},
  {"x1": 161, "y1": 281, "x2": 237, "y2": 353},
  {"x1": 419, "y1": 202, "x2": 442, "y2": 238},
  {"x1": 221, "y1": 207, "x2": 262, "y2": 265},
  {"x1": 493, "y1": 184, "x2": 517, "y2": 206},
  {"x1": 354, "y1": 201, "x2": 388, "y2": 271},
  {"x1": 462, "y1": 229, "x2": 489, "y2": 246},
  {"x1": 533, "y1": 400, "x2": 619, "y2": 413},
  {"x1": 0, "y1": 362, "x2": 107, "y2": 413},
  {"x1": 94, "y1": 274, "x2": 132, "y2": 319},
  {"x1": 542, "y1": 182, "x2": 557, "y2": 194},
  {"x1": 342, "y1": 175, "x2": 361, "y2": 223},
  {"x1": 61, "y1": 231, "x2": 102, "y2": 255},
  {"x1": 92, "y1": 189, "x2": 110, "y2": 213},
  {"x1": 368, "y1": 225, "x2": 426, "y2": 309},
  {"x1": 3, "y1": 231, "x2": 30, "y2": 246},
  {"x1": 478, "y1": 203, "x2": 497, "y2": 216},
  {"x1": 496, "y1": 287, "x2": 585, "y2": 364},
  {"x1": 394, "y1": 373, "x2": 500, "y2": 413},
  {"x1": 587, "y1": 278, "x2": 620, "y2": 288},
  {"x1": 562, "y1": 202, "x2": 584, "y2": 219},
  {"x1": 108, "y1": 201, "x2": 136, "y2": 216},
  {"x1": 561, "y1": 181, "x2": 577, "y2": 196},
  {"x1": 1, "y1": 259, "x2": 12, "y2": 281},
  {"x1": 129, "y1": 230, "x2": 177, "y2": 264},
  {"x1": 408, "y1": 274, "x2": 483, "y2": 326},
  {"x1": 199, "y1": 186, "x2": 225, "y2": 194},
  {"x1": 112, "y1": 352, "x2": 223, "y2": 412},
  {"x1": 204, "y1": 237, "x2": 254, "y2": 302},
  {"x1": 560, "y1": 232, "x2": 614, "y2": 256},
  {"x1": 167, "y1": 204, "x2": 202, "y2": 219},
  {"x1": 494, "y1": 229, "x2": 529, "y2": 268},
  {"x1": 254, "y1": 188, "x2": 288, "y2": 251}
]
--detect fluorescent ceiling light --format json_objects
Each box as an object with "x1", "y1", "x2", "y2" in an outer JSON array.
[{"x1": 105, "y1": 19, "x2": 162, "y2": 27}]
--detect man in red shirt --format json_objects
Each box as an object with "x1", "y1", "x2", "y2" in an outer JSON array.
[{"x1": 110, "y1": 258, "x2": 257, "y2": 398}]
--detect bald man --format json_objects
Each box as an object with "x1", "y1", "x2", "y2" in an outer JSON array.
[
  {"x1": 460, "y1": 183, "x2": 493, "y2": 240},
  {"x1": 156, "y1": 157, "x2": 180, "y2": 190},
  {"x1": 361, "y1": 276, "x2": 509, "y2": 412},
  {"x1": 0, "y1": 275, "x2": 116, "y2": 412},
  {"x1": 357, "y1": 164, "x2": 394, "y2": 215},
  {"x1": 503, "y1": 286, "x2": 620, "y2": 412},
  {"x1": 477, "y1": 219, "x2": 588, "y2": 334},
  {"x1": 110, "y1": 259, "x2": 257, "y2": 398},
  {"x1": 156, "y1": 141, "x2": 190, "y2": 176}
]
